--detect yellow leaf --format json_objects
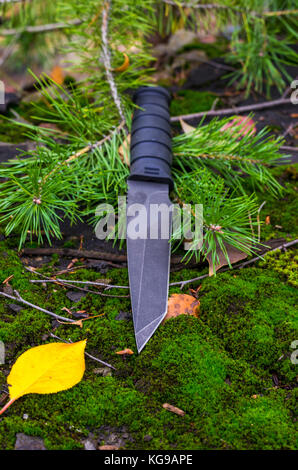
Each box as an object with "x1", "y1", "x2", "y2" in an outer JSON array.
[{"x1": 0, "y1": 340, "x2": 86, "y2": 415}]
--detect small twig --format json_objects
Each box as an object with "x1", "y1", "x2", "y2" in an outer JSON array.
[
  {"x1": 25, "y1": 267, "x2": 129, "y2": 298},
  {"x1": 170, "y1": 98, "x2": 292, "y2": 122},
  {"x1": 210, "y1": 97, "x2": 219, "y2": 111},
  {"x1": 49, "y1": 333, "x2": 116, "y2": 370},
  {"x1": 282, "y1": 123, "x2": 294, "y2": 138},
  {"x1": 170, "y1": 239, "x2": 298, "y2": 288},
  {"x1": 206, "y1": 60, "x2": 235, "y2": 72},
  {"x1": 248, "y1": 212, "x2": 255, "y2": 240},
  {"x1": 0, "y1": 19, "x2": 82, "y2": 36},
  {"x1": 42, "y1": 120, "x2": 125, "y2": 185},
  {"x1": 280, "y1": 145, "x2": 298, "y2": 152},
  {"x1": 257, "y1": 201, "x2": 266, "y2": 243},
  {"x1": 0, "y1": 0, "x2": 30, "y2": 3},
  {"x1": 101, "y1": 0, "x2": 125, "y2": 123},
  {"x1": 282, "y1": 76, "x2": 298, "y2": 99},
  {"x1": 0, "y1": 290, "x2": 74, "y2": 322},
  {"x1": 162, "y1": 0, "x2": 228, "y2": 9},
  {"x1": 30, "y1": 278, "x2": 129, "y2": 290},
  {"x1": 162, "y1": 1, "x2": 298, "y2": 17}
]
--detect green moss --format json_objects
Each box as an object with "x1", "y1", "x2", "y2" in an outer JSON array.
[
  {"x1": 260, "y1": 249, "x2": 298, "y2": 287},
  {"x1": 258, "y1": 167, "x2": 298, "y2": 241},
  {"x1": 180, "y1": 39, "x2": 229, "y2": 59},
  {"x1": 0, "y1": 235, "x2": 297, "y2": 450},
  {"x1": 199, "y1": 267, "x2": 297, "y2": 382},
  {"x1": 170, "y1": 90, "x2": 220, "y2": 116}
]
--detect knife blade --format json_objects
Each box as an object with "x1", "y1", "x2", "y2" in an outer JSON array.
[{"x1": 127, "y1": 86, "x2": 173, "y2": 353}]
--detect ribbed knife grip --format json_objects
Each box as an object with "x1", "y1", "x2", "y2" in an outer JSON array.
[{"x1": 129, "y1": 86, "x2": 173, "y2": 189}]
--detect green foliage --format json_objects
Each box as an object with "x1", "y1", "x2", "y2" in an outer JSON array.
[
  {"x1": 0, "y1": 1, "x2": 292, "y2": 264},
  {"x1": 227, "y1": 12, "x2": 297, "y2": 96},
  {"x1": 173, "y1": 168, "x2": 259, "y2": 267},
  {"x1": 155, "y1": 0, "x2": 298, "y2": 96}
]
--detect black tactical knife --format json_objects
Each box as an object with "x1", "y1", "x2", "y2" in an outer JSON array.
[{"x1": 127, "y1": 86, "x2": 173, "y2": 353}]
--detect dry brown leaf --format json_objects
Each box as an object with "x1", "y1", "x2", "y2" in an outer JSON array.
[
  {"x1": 206, "y1": 240, "x2": 248, "y2": 276},
  {"x1": 50, "y1": 65, "x2": 64, "y2": 85},
  {"x1": 162, "y1": 403, "x2": 185, "y2": 416},
  {"x1": 115, "y1": 348, "x2": 134, "y2": 355},
  {"x1": 163, "y1": 293, "x2": 200, "y2": 322},
  {"x1": 179, "y1": 118, "x2": 195, "y2": 134},
  {"x1": 118, "y1": 134, "x2": 130, "y2": 166},
  {"x1": 220, "y1": 116, "x2": 256, "y2": 138}
]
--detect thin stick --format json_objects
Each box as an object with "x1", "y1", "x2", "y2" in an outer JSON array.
[
  {"x1": 0, "y1": 398, "x2": 16, "y2": 416},
  {"x1": 42, "y1": 120, "x2": 125, "y2": 184},
  {"x1": 169, "y1": 239, "x2": 298, "y2": 288},
  {"x1": 162, "y1": 1, "x2": 298, "y2": 16},
  {"x1": 49, "y1": 333, "x2": 116, "y2": 370},
  {"x1": 257, "y1": 201, "x2": 266, "y2": 243},
  {"x1": 280, "y1": 146, "x2": 298, "y2": 152},
  {"x1": 282, "y1": 76, "x2": 298, "y2": 99},
  {"x1": 170, "y1": 98, "x2": 292, "y2": 122},
  {"x1": 162, "y1": 0, "x2": 228, "y2": 9},
  {"x1": 0, "y1": 19, "x2": 82, "y2": 36},
  {"x1": 30, "y1": 279, "x2": 129, "y2": 290},
  {"x1": 0, "y1": 290, "x2": 74, "y2": 322},
  {"x1": 101, "y1": 0, "x2": 125, "y2": 123},
  {"x1": 25, "y1": 268, "x2": 129, "y2": 298}
]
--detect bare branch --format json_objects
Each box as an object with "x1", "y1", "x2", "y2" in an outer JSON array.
[
  {"x1": 49, "y1": 333, "x2": 116, "y2": 370},
  {"x1": 101, "y1": 0, "x2": 125, "y2": 123},
  {"x1": 170, "y1": 98, "x2": 292, "y2": 122},
  {"x1": 0, "y1": 289, "x2": 74, "y2": 322},
  {"x1": 169, "y1": 239, "x2": 298, "y2": 288},
  {"x1": 0, "y1": 19, "x2": 82, "y2": 36}
]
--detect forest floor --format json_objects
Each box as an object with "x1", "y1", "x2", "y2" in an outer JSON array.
[{"x1": 0, "y1": 44, "x2": 297, "y2": 450}]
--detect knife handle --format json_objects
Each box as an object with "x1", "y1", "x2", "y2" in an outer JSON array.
[{"x1": 129, "y1": 86, "x2": 173, "y2": 189}]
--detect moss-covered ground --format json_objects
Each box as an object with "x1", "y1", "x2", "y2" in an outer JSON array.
[
  {"x1": 0, "y1": 92, "x2": 297, "y2": 449},
  {"x1": 0, "y1": 165, "x2": 297, "y2": 450}
]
